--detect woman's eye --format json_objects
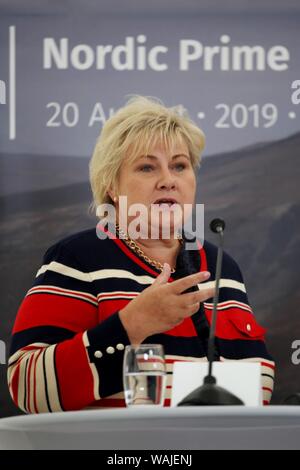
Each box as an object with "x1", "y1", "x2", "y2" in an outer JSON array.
[
  {"x1": 174, "y1": 163, "x2": 186, "y2": 171},
  {"x1": 139, "y1": 165, "x2": 154, "y2": 172}
]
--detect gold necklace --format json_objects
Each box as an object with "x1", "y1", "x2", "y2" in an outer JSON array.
[{"x1": 115, "y1": 224, "x2": 183, "y2": 273}]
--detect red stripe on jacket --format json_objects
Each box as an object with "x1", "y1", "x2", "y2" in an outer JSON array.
[
  {"x1": 13, "y1": 294, "x2": 98, "y2": 334},
  {"x1": 55, "y1": 332, "x2": 96, "y2": 411}
]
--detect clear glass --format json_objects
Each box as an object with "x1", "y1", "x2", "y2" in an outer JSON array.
[{"x1": 123, "y1": 344, "x2": 166, "y2": 407}]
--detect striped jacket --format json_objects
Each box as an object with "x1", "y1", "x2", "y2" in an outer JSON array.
[{"x1": 8, "y1": 225, "x2": 275, "y2": 412}]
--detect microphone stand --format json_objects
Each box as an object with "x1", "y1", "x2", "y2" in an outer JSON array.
[{"x1": 177, "y1": 218, "x2": 244, "y2": 406}]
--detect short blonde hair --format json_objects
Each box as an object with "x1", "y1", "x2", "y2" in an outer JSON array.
[{"x1": 89, "y1": 96, "x2": 205, "y2": 212}]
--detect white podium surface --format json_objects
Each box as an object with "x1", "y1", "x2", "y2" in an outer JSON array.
[{"x1": 0, "y1": 407, "x2": 300, "y2": 450}]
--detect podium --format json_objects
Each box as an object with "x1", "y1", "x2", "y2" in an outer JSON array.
[{"x1": 0, "y1": 407, "x2": 300, "y2": 450}]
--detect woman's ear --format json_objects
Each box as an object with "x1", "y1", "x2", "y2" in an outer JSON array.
[
  {"x1": 106, "y1": 186, "x2": 114, "y2": 200},
  {"x1": 107, "y1": 188, "x2": 117, "y2": 203}
]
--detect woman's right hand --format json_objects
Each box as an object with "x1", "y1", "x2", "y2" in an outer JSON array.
[{"x1": 119, "y1": 263, "x2": 215, "y2": 344}]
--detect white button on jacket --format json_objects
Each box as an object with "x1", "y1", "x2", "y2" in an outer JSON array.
[
  {"x1": 94, "y1": 350, "x2": 103, "y2": 359},
  {"x1": 106, "y1": 346, "x2": 115, "y2": 354}
]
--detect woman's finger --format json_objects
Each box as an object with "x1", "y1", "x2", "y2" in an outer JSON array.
[
  {"x1": 181, "y1": 287, "x2": 215, "y2": 304},
  {"x1": 170, "y1": 271, "x2": 211, "y2": 294}
]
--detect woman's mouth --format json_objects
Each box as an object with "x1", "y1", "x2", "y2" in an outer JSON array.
[{"x1": 153, "y1": 198, "x2": 178, "y2": 207}]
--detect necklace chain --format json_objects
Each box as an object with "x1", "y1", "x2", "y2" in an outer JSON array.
[{"x1": 115, "y1": 224, "x2": 183, "y2": 273}]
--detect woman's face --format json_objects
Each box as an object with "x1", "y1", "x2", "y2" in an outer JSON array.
[{"x1": 114, "y1": 139, "x2": 196, "y2": 238}]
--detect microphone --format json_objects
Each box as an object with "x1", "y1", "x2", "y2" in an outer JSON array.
[
  {"x1": 177, "y1": 218, "x2": 244, "y2": 406},
  {"x1": 210, "y1": 218, "x2": 225, "y2": 233},
  {"x1": 282, "y1": 393, "x2": 300, "y2": 405}
]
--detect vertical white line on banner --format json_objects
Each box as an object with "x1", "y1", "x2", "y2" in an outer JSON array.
[{"x1": 9, "y1": 25, "x2": 16, "y2": 140}]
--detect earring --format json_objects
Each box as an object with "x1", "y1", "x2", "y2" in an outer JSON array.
[{"x1": 113, "y1": 196, "x2": 117, "y2": 203}]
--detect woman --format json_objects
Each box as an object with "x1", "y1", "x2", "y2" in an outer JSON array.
[{"x1": 7, "y1": 97, "x2": 274, "y2": 412}]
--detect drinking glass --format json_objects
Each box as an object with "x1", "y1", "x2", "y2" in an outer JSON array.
[{"x1": 123, "y1": 344, "x2": 166, "y2": 407}]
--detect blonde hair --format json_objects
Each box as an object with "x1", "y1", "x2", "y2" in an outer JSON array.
[{"x1": 89, "y1": 96, "x2": 205, "y2": 212}]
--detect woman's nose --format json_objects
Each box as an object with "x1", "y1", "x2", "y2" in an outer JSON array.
[{"x1": 157, "y1": 169, "x2": 177, "y2": 190}]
